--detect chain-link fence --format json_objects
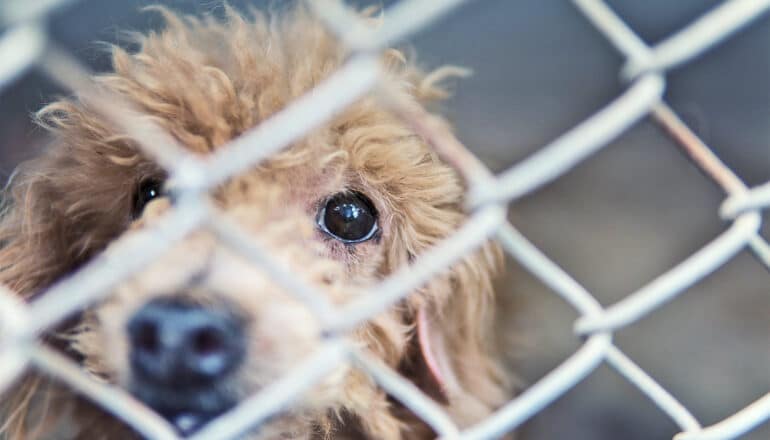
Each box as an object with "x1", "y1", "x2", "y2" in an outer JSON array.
[{"x1": 0, "y1": 0, "x2": 769, "y2": 439}]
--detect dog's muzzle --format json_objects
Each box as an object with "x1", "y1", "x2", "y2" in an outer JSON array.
[{"x1": 127, "y1": 298, "x2": 245, "y2": 435}]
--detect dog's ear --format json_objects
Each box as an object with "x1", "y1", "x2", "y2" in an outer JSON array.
[
  {"x1": 0, "y1": 101, "x2": 143, "y2": 298},
  {"x1": 416, "y1": 304, "x2": 461, "y2": 402},
  {"x1": 0, "y1": 108, "x2": 137, "y2": 437},
  {"x1": 410, "y1": 242, "x2": 510, "y2": 425},
  {"x1": 0, "y1": 154, "x2": 76, "y2": 439},
  {"x1": 0, "y1": 158, "x2": 68, "y2": 298}
]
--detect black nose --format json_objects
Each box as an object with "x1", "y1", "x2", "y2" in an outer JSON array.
[{"x1": 127, "y1": 298, "x2": 245, "y2": 387}]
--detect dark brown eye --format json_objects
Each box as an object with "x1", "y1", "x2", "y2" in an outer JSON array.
[
  {"x1": 133, "y1": 178, "x2": 164, "y2": 218},
  {"x1": 317, "y1": 192, "x2": 378, "y2": 243}
]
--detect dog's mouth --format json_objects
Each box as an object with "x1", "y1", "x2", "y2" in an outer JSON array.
[{"x1": 131, "y1": 382, "x2": 237, "y2": 436}]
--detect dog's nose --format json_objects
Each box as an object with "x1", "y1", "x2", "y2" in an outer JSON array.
[{"x1": 127, "y1": 298, "x2": 244, "y2": 387}]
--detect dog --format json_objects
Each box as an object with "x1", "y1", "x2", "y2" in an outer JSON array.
[{"x1": 0, "y1": 4, "x2": 511, "y2": 439}]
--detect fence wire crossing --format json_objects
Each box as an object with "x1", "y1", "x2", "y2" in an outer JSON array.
[{"x1": 0, "y1": 0, "x2": 769, "y2": 439}]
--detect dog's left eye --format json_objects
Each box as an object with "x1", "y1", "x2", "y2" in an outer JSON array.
[
  {"x1": 317, "y1": 192, "x2": 379, "y2": 244},
  {"x1": 133, "y1": 178, "x2": 164, "y2": 218}
]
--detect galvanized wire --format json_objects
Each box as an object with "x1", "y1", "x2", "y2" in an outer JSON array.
[{"x1": 0, "y1": 0, "x2": 768, "y2": 439}]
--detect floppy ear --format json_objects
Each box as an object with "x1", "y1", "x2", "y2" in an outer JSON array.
[
  {"x1": 0, "y1": 131, "x2": 136, "y2": 438},
  {"x1": 416, "y1": 305, "x2": 461, "y2": 401},
  {"x1": 0, "y1": 162, "x2": 71, "y2": 298},
  {"x1": 411, "y1": 242, "x2": 511, "y2": 426},
  {"x1": 0, "y1": 145, "x2": 87, "y2": 438},
  {"x1": 0, "y1": 104, "x2": 141, "y2": 298},
  {"x1": 0, "y1": 166, "x2": 61, "y2": 439}
]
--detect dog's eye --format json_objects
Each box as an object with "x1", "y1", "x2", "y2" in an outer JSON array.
[
  {"x1": 317, "y1": 192, "x2": 378, "y2": 243},
  {"x1": 133, "y1": 178, "x2": 164, "y2": 217}
]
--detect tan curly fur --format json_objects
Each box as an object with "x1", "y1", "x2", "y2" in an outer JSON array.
[{"x1": 0, "y1": 3, "x2": 511, "y2": 439}]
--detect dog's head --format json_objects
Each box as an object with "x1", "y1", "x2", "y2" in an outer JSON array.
[{"x1": 0, "y1": 6, "x2": 507, "y2": 438}]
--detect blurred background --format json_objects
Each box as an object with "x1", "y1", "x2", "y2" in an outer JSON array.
[{"x1": 1, "y1": 1, "x2": 768, "y2": 439}]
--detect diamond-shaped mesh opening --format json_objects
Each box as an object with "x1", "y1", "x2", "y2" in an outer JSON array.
[
  {"x1": 614, "y1": 251, "x2": 770, "y2": 426},
  {"x1": 518, "y1": 363, "x2": 683, "y2": 440},
  {"x1": 509, "y1": 119, "x2": 727, "y2": 305},
  {"x1": 409, "y1": 0, "x2": 628, "y2": 170}
]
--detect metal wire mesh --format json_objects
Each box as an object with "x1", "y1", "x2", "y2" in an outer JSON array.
[{"x1": 0, "y1": 0, "x2": 769, "y2": 439}]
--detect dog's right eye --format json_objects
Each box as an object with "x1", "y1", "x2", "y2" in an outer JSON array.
[
  {"x1": 317, "y1": 191, "x2": 379, "y2": 244},
  {"x1": 133, "y1": 179, "x2": 164, "y2": 217}
]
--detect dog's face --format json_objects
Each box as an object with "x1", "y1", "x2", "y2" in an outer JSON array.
[
  {"x1": 73, "y1": 102, "x2": 464, "y2": 434},
  {"x1": 0, "y1": 6, "x2": 506, "y2": 439}
]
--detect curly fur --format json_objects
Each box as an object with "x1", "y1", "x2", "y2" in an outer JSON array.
[{"x1": 0, "y1": 4, "x2": 511, "y2": 439}]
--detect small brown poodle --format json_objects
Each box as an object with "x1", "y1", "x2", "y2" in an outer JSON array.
[{"x1": 0, "y1": 4, "x2": 512, "y2": 439}]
